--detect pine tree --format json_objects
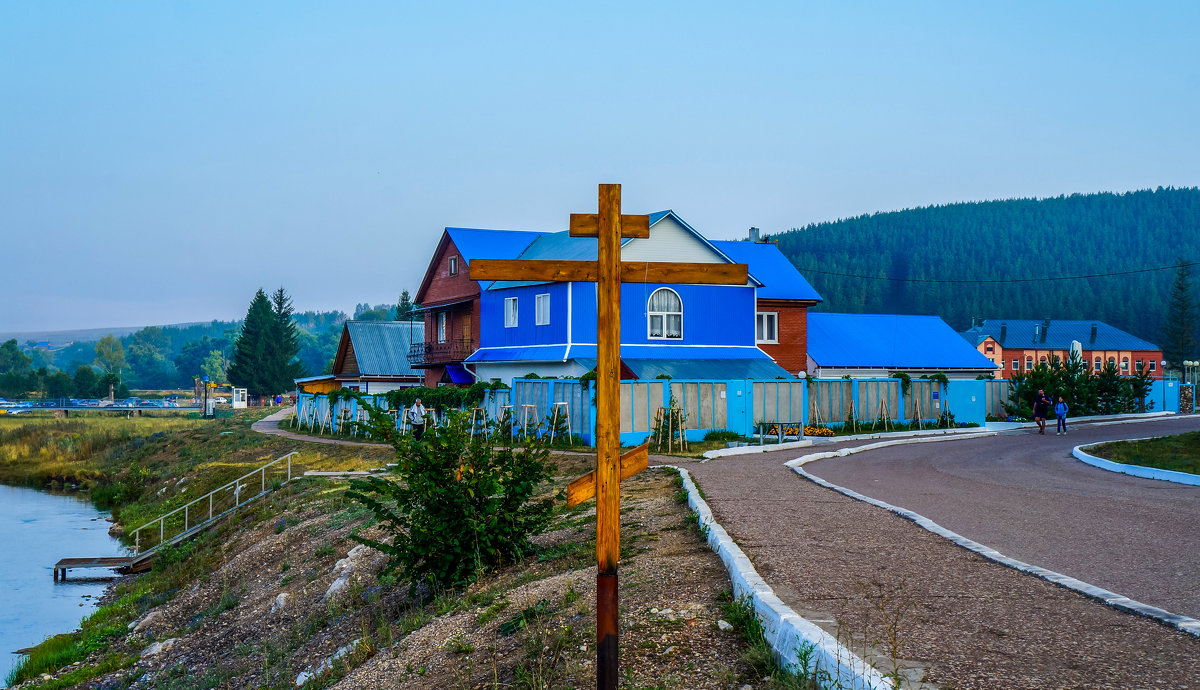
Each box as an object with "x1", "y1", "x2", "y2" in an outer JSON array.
[
  {"x1": 396, "y1": 290, "x2": 417, "y2": 321},
  {"x1": 1163, "y1": 258, "x2": 1197, "y2": 373},
  {"x1": 227, "y1": 289, "x2": 274, "y2": 395},
  {"x1": 269, "y1": 287, "x2": 305, "y2": 390}
]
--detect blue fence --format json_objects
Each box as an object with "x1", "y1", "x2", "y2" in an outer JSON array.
[{"x1": 297, "y1": 376, "x2": 1187, "y2": 446}]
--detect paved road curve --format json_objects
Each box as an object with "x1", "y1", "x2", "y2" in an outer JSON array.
[
  {"x1": 687, "y1": 418, "x2": 1200, "y2": 689},
  {"x1": 806, "y1": 415, "x2": 1200, "y2": 619}
]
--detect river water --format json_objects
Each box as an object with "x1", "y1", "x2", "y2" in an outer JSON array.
[{"x1": 0, "y1": 485, "x2": 126, "y2": 686}]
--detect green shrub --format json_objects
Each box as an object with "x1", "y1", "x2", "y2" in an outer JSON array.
[
  {"x1": 346, "y1": 409, "x2": 557, "y2": 594},
  {"x1": 703, "y1": 430, "x2": 741, "y2": 442}
]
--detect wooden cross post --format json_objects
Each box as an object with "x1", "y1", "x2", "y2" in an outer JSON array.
[{"x1": 470, "y1": 184, "x2": 747, "y2": 689}]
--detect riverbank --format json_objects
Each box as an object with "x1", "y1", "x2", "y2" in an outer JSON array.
[{"x1": 4, "y1": 412, "x2": 776, "y2": 689}]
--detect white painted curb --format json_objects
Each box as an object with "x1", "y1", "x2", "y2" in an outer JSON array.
[
  {"x1": 1073, "y1": 439, "x2": 1200, "y2": 487},
  {"x1": 788, "y1": 447, "x2": 1200, "y2": 638},
  {"x1": 701, "y1": 425, "x2": 989, "y2": 461},
  {"x1": 654, "y1": 464, "x2": 895, "y2": 690}
]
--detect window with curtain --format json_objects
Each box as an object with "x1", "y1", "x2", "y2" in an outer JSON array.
[
  {"x1": 647, "y1": 288, "x2": 682, "y2": 339},
  {"x1": 437, "y1": 312, "x2": 447, "y2": 342},
  {"x1": 505, "y1": 297, "x2": 518, "y2": 328}
]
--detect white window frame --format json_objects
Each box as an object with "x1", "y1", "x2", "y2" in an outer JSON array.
[
  {"x1": 535, "y1": 293, "x2": 550, "y2": 326},
  {"x1": 646, "y1": 288, "x2": 683, "y2": 340},
  {"x1": 1149, "y1": 360, "x2": 1157, "y2": 372},
  {"x1": 448, "y1": 256, "x2": 459, "y2": 276},
  {"x1": 437, "y1": 312, "x2": 447, "y2": 343},
  {"x1": 755, "y1": 312, "x2": 778, "y2": 344},
  {"x1": 1011, "y1": 359, "x2": 1019, "y2": 371},
  {"x1": 504, "y1": 297, "x2": 518, "y2": 328}
]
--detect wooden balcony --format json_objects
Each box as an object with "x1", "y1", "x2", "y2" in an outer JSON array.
[{"x1": 407, "y1": 338, "x2": 474, "y2": 367}]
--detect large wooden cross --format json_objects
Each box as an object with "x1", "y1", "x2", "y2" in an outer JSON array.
[{"x1": 471, "y1": 184, "x2": 748, "y2": 689}]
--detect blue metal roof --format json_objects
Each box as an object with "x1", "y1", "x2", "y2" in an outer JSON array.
[
  {"x1": 486, "y1": 211, "x2": 776, "y2": 291},
  {"x1": 445, "y1": 227, "x2": 545, "y2": 265},
  {"x1": 710, "y1": 241, "x2": 822, "y2": 302},
  {"x1": 567, "y1": 345, "x2": 774, "y2": 361},
  {"x1": 808, "y1": 313, "x2": 998, "y2": 370},
  {"x1": 966, "y1": 320, "x2": 1160, "y2": 351},
  {"x1": 465, "y1": 345, "x2": 570, "y2": 363},
  {"x1": 342, "y1": 321, "x2": 426, "y2": 377}
]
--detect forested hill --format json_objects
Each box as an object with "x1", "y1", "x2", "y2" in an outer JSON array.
[{"x1": 771, "y1": 187, "x2": 1200, "y2": 343}]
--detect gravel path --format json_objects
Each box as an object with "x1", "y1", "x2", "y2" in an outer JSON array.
[{"x1": 688, "y1": 419, "x2": 1200, "y2": 689}]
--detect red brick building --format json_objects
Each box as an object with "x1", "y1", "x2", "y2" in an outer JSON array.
[
  {"x1": 959, "y1": 319, "x2": 1165, "y2": 379},
  {"x1": 410, "y1": 228, "x2": 544, "y2": 387}
]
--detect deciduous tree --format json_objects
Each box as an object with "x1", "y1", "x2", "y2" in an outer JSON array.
[{"x1": 93, "y1": 335, "x2": 126, "y2": 374}]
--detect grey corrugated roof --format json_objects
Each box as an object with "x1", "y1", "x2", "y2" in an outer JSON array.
[
  {"x1": 973, "y1": 319, "x2": 1159, "y2": 351},
  {"x1": 344, "y1": 321, "x2": 426, "y2": 377}
]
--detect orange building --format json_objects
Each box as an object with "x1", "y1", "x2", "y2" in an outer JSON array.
[{"x1": 959, "y1": 319, "x2": 1164, "y2": 379}]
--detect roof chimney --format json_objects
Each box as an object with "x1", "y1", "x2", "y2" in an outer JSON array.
[
  {"x1": 1090, "y1": 323, "x2": 1098, "y2": 344},
  {"x1": 1033, "y1": 323, "x2": 1040, "y2": 342},
  {"x1": 748, "y1": 227, "x2": 761, "y2": 243},
  {"x1": 1041, "y1": 319, "x2": 1050, "y2": 343},
  {"x1": 999, "y1": 323, "x2": 1007, "y2": 343}
]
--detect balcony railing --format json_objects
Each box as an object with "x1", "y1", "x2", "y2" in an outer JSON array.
[{"x1": 407, "y1": 338, "x2": 475, "y2": 367}]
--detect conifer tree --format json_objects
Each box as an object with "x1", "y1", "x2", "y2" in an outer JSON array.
[
  {"x1": 227, "y1": 289, "x2": 274, "y2": 395},
  {"x1": 270, "y1": 287, "x2": 305, "y2": 390},
  {"x1": 1163, "y1": 258, "x2": 1197, "y2": 373}
]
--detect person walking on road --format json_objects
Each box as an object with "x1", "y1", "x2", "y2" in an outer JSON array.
[
  {"x1": 1055, "y1": 396, "x2": 1069, "y2": 435},
  {"x1": 407, "y1": 398, "x2": 428, "y2": 441},
  {"x1": 1033, "y1": 389, "x2": 1052, "y2": 434}
]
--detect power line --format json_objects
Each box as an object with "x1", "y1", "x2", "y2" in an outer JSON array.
[{"x1": 793, "y1": 261, "x2": 1198, "y2": 284}]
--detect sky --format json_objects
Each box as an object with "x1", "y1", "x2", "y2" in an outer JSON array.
[{"x1": 2, "y1": 2, "x2": 1198, "y2": 333}]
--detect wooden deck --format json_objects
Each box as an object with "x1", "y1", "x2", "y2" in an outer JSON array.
[{"x1": 53, "y1": 556, "x2": 132, "y2": 580}]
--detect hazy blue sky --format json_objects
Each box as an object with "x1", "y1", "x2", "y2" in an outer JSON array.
[{"x1": 2, "y1": 2, "x2": 1198, "y2": 333}]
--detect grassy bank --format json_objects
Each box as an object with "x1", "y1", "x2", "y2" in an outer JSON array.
[{"x1": 1090, "y1": 430, "x2": 1200, "y2": 475}]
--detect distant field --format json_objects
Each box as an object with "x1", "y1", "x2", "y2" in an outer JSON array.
[{"x1": 1090, "y1": 431, "x2": 1200, "y2": 475}]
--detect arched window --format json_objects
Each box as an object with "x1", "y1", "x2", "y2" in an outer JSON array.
[{"x1": 647, "y1": 288, "x2": 682, "y2": 339}]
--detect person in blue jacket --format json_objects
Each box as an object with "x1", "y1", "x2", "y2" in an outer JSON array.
[{"x1": 1054, "y1": 396, "x2": 1069, "y2": 435}]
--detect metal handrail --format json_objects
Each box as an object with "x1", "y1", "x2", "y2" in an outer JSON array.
[{"x1": 130, "y1": 451, "x2": 297, "y2": 554}]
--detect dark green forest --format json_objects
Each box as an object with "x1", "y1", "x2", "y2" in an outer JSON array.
[{"x1": 772, "y1": 187, "x2": 1200, "y2": 343}]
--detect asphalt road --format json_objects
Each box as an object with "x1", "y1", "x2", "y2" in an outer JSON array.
[{"x1": 806, "y1": 415, "x2": 1200, "y2": 619}]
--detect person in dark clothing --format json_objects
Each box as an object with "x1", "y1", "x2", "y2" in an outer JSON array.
[{"x1": 1033, "y1": 389, "x2": 1052, "y2": 434}]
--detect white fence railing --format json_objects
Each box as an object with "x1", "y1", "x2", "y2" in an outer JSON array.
[{"x1": 130, "y1": 451, "x2": 297, "y2": 555}]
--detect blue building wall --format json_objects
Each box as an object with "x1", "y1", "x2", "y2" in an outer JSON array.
[
  {"x1": 479, "y1": 282, "x2": 571, "y2": 348},
  {"x1": 570, "y1": 283, "x2": 755, "y2": 346}
]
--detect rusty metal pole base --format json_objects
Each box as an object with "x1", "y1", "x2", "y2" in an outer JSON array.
[{"x1": 597, "y1": 571, "x2": 618, "y2": 690}]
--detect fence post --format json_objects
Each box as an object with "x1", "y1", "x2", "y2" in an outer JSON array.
[
  {"x1": 287, "y1": 454, "x2": 292, "y2": 482},
  {"x1": 184, "y1": 504, "x2": 188, "y2": 532},
  {"x1": 159, "y1": 519, "x2": 163, "y2": 543},
  {"x1": 209, "y1": 492, "x2": 213, "y2": 520}
]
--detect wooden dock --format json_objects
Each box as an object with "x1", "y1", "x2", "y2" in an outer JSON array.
[{"x1": 53, "y1": 557, "x2": 132, "y2": 580}]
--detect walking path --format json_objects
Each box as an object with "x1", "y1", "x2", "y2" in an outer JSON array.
[
  {"x1": 252, "y1": 407, "x2": 389, "y2": 448},
  {"x1": 686, "y1": 416, "x2": 1200, "y2": 689}
]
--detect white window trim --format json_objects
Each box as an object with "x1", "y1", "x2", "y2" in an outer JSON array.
[
  {"x1": 536, "y1": 293, "x2": 550, "y2": 326},
  {"x1": 448, "y1": 256, "x2": 459, "y2": 276},
  {"x1": 755, "y1": 311, "x2": 778, "y2": 344},
  {"x1": 1149, "y1": 360, "x2": 1157, "y2": 371},
  {"x1": 437, "y1": 312, "x2": 447, "y2": 343},
  {"x1": 504, "y1": 297, "x2": 518, "y2": 328},
  {"x1": 646, "y1": 288, "x2": 683, "y2": 340}
]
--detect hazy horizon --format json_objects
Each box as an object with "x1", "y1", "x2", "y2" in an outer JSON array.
[{"x1": 4, "y1": 2, "x2": 1198, "y2": 332}]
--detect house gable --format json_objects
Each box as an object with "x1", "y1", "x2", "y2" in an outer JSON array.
[{"x1": 621, "y1": 213, "x2": 729, "y2": 264}]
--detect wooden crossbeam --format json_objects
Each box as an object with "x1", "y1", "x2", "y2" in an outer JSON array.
[
  {"x1": 470, "y1": 259, "x2": 748, "y2": 286},
  {"x1": 569, "y1": 213, "x2": 651, "y2": 238},
  {"x1": 565, "y1": 443, "x2": 649, "y2": 507}
]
